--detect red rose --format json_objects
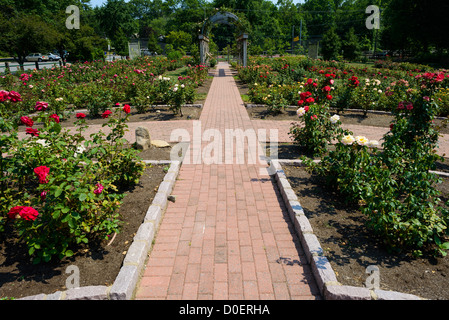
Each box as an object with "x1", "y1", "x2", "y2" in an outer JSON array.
[
  {"x1": 123, "y1": 104, "x2": 131, "y2": 114},
  {"x1": 34, "y1": 166, "x2": 50, "y2": 184},
  {"x1": 35, "y1": 101, "x2": 49, "y2": 111},
  {"x1": 323, "y1": 86, "x2": 331, "y2": 92},
  {"x1": 102, "y1": 110, "x2": 112, "y2": 119},
  {"x1": 8, "y1": 206, "x2": 24, "y2": 219},
  {"x1": 8, "y1": 91, "x2": 22, "y2": 102},
  {"x1": 306, "y1": 97, "x2": 315, "y2": 103},
  {"x1": 0, "y1": 90, "x2": 8, "y2": 102},
  {"x1": 26, "y1": 128, "x2": 40, "y2": 137},
  {"x1": 297, "y1": 100, "x2": 304, "y2": 106},
  {"x1": 304, "y1": 106, "x2": 310, "y2": 112},
  {"x1": 390, "y1": 123, "x2": 394, "y2": 131},
  {"x1": 19, "y1": 207, "x2": 39, "y2": 221},
  {"x1": 20, "y1": 116, "x2": 34, "y2": 127},
  {"x1": 326, "y1": 95, "x2": 333, "y2": 100},
  {"x1": 49, "y1": 114, "x2": 60, "y2": 123},
  {"x1": 76, "y1": 112, "x2": 86, "y2": 119}
]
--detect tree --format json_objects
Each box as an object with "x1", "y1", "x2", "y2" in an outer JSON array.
[
  {"x1": 0, "y1": 13, "x2": 59, "y2": 68},
  {"x1": 166, "y1": 30, "x2": 193, "y2": 53},
  {"x1": 321, "y1": 25, "x2": 341, "y2": 60},
  {"x1": 342, "y1": 28, "x2": 360, "y2": 61}
]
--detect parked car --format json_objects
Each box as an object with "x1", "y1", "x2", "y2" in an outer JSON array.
[
  {"x1": 47, "y1": 53, "x2": 61, "y2": 61},
  {"x1": 25, "y1": 53, "x2": 49, "y2": 62}
]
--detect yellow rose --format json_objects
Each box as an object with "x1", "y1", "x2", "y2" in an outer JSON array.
[
  {"x1": 355, "y1": 136, "x2": 369, "y2": 146},
  {"x1": 342, "y1": 135, "x2": 355, "y2": 145}
]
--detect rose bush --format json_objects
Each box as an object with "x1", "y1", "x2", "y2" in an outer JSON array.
[{"x1": 1, "y1": 94, "x2": 145, "y2": 263}]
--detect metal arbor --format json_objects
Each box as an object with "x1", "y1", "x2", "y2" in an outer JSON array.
[{"x1": 199, "y1": 11, "x2": 249, "y2": 67}]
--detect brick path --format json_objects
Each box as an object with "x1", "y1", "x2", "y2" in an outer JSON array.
[{"x1": 134, "y1": 62, "x2": 321, "y2": 300}]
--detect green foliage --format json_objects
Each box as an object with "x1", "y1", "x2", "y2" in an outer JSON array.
[
  {"x1": 321, "y1": 26, "x2": 341, "y2": 61},
  {"x1": 1, "y1": 101, "x2": 145, "y2": 264}
]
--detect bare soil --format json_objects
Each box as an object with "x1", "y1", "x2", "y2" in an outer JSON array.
[
  {"x1": 0, "y1": 147, "x2": 173, "y2": 299},
  {"x1": 283, "y1": 165, "x2": 449, "y2": 300}
]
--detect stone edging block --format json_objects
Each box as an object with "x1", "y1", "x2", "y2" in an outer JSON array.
[
  {"x1": 18, "y1": 160, "x2": 181, "y2": 300},
  {"x1": 271, "y1": 159, "x2": 425, "y2": 300}
]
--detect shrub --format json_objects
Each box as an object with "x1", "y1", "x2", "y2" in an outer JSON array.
[{"x1": 1, "y1": 98, "x2": 145, "y2": 263}]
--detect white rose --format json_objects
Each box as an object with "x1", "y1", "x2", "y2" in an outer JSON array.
[
  {"x1": 368, "y1": 140, "x2": 379, "y2": 148},
  {"x1": 330, "y1": 114, "x2": 340, "y2": 124},
  {"x1": 296, "y1": 107, "x2": 306, "y2": 117}
]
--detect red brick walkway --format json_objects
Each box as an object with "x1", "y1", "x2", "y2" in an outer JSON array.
[{"x1": 134, "y1": 62, "x2": 321, "y2": 300}]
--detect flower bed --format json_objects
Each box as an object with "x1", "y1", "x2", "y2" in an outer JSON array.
[
  {"x1": 0, "y1": 57, "x2": 210, "y2": 124},
  {"x1": 281, "y1": 162, "x2": 449, "y2": 300},
  {"x1": 236, "y1": 56, "x2": 449, "y2": 117},
  {"x1": 0, "y1": 163, "x2": 168, "y2": 299},
  {"x1": 0, "y1": 87, "x2": 184, "y2": 299}
]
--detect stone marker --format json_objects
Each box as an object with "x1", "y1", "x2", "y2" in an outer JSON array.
[
  {"x1": 135, "y1": 126, "x2": 151, "y2": 150},
  {"x1": 151, "y1": 140, "x2": 171, "y2": 148}
]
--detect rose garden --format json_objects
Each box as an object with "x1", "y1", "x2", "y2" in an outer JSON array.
[
  {"x1": 2, "y1": 0, "x2": 449, "y2": 302},
  {"x1": 1, "y1": 53, "x2": 449, "y2": 300}
]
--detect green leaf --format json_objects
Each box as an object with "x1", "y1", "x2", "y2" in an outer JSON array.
[
  {"x1": 79, "y1": 193, "x2": 87, "y2": 201},
  {"x1": 65, "y1": 250, "x2": 74, "y2": 257},
  {"x1": 55, "y1": 187, "x2": 63, "y2": 198}
]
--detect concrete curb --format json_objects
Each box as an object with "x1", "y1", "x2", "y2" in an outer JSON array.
[
  {"x1": 18, "y1": 160, "x2": 181, "y2": 300},
  {"x1": 271, "y1": 159, "x2": 426, "y2": 300}
]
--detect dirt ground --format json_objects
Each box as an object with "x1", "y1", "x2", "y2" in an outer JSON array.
[
  {"x1": 0, "y1": 150, "x2": 172, "y2": 299},
  {"x1": 283, "y1": 165, "x2": 449, "y2": 300}
]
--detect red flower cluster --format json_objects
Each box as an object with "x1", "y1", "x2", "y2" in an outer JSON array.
[
  {"x1": 49, "y1": 114, "x2": 60, "y2": 123},
  {"x1": 123, "y1": 104, "x2": 131, "y2": 114},
  {"x1": 34, "y1": 166, "x2": 50, "y2": 184},
  {"x1": 8, "y1": 206, "x2": 39, "y2": 221},
  {"x1": 397, "y1": 101, "x2": 413, "y2": 111},
  {"x1": 0, "y1": 90, "x2": 22, "y2": 103},
  {"x1": 76, "y1": 112, "x2": 86, "y2": 119},
  {"x1": 26, "y1": 128, "x2": 39, "y2": 137},
  {"x1": 20, "y1": 116, "x2": 34, "y2": 127},
  {"x1": 102, "y1": 110, "x2": 112, "y2": 118},
  {"x1": 348, "y1": 76, "x2": 360, "y2": 87}
]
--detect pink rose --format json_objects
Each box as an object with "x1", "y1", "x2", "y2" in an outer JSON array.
[{"x1": 35, "y1": 101, "x2": 49, "y2": 111}]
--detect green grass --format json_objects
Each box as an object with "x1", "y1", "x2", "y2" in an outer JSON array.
[{"x1": 164, "y1": 66, "x2": 189, "y2": 78}]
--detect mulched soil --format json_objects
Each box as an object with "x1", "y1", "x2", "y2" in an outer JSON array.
[
  {"x1": 283, "y1": 165, "x2": 449, "y2": 300},
  {"x1": 0, "y1": 146, "x2": 173, "y2": 299}
]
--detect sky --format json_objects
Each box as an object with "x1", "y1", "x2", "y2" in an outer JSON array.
[{"x1": 88, "y1": 0, "x2": 305, "y2": 8}]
